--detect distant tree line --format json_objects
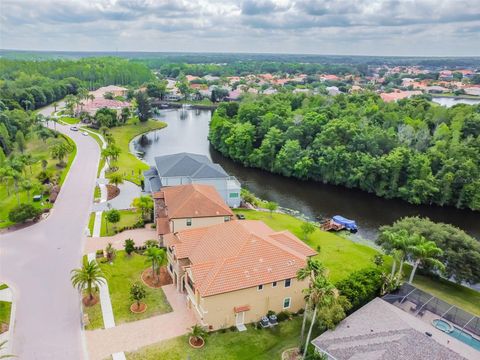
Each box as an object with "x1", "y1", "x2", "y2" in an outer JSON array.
[
  {"x1": 0, "y1": 57, "x2": 154, "y2": 110},
  {"x1": 209, "y1": 93, "x2": 480, "y2": 211}
]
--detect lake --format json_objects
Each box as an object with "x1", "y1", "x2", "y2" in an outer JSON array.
[
  {"x1": 432, "y1": 97, "x2": 480, "y2": 107},
  {"x1": 131, "y1": 107, "x2": 480, "y2": 241}
]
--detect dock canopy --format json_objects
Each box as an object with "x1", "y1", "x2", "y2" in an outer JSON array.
[{"x1": 332, "y1": 215, "x2": 357, "y2": 230}]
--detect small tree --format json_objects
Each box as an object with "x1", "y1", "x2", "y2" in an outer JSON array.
[
  {"x1": 105, "y1": 243, "x2": 117, "y2": 262},
  {"x1": 105, "y1": 209, "x2": 121, "y2": 234},
  {"x1": 70, "y1": 258, "x2": 106, "y2": 303},
  {"x1": 124, "y1": 238, "x2": 135, "y2": 255},
  {"x1": 8, "y1": 203, "x2": 41, "y2": 223},
  {"x1": 301, "y1": 222, "x2": 316, "y2": 241},
  {"x1": 372, "y1": 254, "x2": 384, "y2": 267},
  {"x1": 265, "y1": 201, "x2": 278, "y2": 217},
  {"x1": 144, "y1": 246, "x2": 167, "y2": 283},
  {"x1": 130, "y1": 282, "x2": 146, "y2": 311},
  {"x1": 15, "y1": 131, "x2": 26, "y2": 153},
  {"x1": 131, "y1": 196, "x2": 154, "y2": 221},
  {"x1": 189, "y1": 324, "x2": 207, "y2": 343},
  {"x1": 109, "y1": 173, "x2": 124, "y2": 189}
]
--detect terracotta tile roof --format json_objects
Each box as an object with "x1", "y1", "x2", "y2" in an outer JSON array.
[
  {"x1": 165, "y1": 220, "x2": 317, "y2": 297},
  {"x1": 156, "y1": 218, "x2": 170, "y2": 235},
  {"x1": 153, "y1": 184, "x2": 233, "y2": 220}
]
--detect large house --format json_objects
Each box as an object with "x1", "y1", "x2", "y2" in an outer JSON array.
[
  {"x1": 164, "y1": 220, "x2": 317, "y2": 330},
  {"x1": 153, "y1": 184, "x2": 234, "y2": 239},
  {"x1": 144, "y1": 153, "x2": 241, "y2": 207}
]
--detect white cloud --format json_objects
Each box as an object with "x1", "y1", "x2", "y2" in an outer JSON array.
[{"x1": 0, "y1": 0, "x2": 478, "y2": 56}]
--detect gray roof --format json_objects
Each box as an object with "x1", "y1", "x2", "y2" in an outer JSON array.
[
  {"x1": 143, "y1": 167, "x2": 162, "y2": 192},
  {"x1": 154, "y1": 152, "x2": 228, "y2": 179},
  {"x1": 312, "y1": 298, "x2": 470, "y2": 360}
]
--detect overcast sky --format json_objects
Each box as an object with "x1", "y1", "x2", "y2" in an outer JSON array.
[{"x1": 1, "y1": 0, "x2": 479, "y2": 56}]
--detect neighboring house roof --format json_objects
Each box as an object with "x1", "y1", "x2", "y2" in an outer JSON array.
[
  {"x1": 164, "y1": 220, "x2": 317, "y2": 297},
  {"x1": 154, "y1": 152, "x2": 229, "y2": 179},
  {"x1": 153, "y1": 184, "x2": 233, "y2": 219},
  {"x1": 312, "y1": 298, "x2": 469, "y2": 360},
  {"x1": 143, "y1": 167, "x2": 162, "y2": 192}
]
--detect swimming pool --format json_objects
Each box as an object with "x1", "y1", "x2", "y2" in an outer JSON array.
[{"x1": 433, "y1": 319, "x2": 480, "y2": 351}]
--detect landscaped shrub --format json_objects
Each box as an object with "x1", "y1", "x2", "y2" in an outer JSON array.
[
  {"x1": 336, "y1": 267, "x2": 383, "y2": 312},
  {"x1": 95, "y1": 249, "x2": 104, "y2": 258},
  {"x1": 276, "y1": 310, "x2": 291, "y2": 322},
  {"x1": 8, "y1": 203, "x2": 42, "y2": 223},
  {"x1": 266, "y1": 310, "x2": 275, "y2": 317},
  {"x1": 229, "y1": 325, "x2": 237, "y2": 332}
]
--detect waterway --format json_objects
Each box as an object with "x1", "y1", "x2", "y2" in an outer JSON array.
[
  {"x1": 131, "y1": 107, "x2": 480, "y2": 241},
  {"x1": 432, "y1": 97, "x2": 480, "y2": 107}
]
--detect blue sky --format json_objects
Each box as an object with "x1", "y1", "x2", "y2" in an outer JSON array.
[{"x1": 1, "y1": 0, "x2": 479, "y2": 56}]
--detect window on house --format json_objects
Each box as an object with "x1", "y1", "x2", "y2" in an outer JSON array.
[
  {"x1": 186, "y1": 218, "x2": 192, "y2": 226},
  {"x1": 229, "y1": 192, "x2": 239, "y2": 198},
  {"x1": 224, "y1": 216, "x2": 230, "y2": 222},
  {"x1": 272, "y1": 281, "x2": 277, "y2": 288},
  {"x1": 257, "y1": 284, "x2": 263, "y2": 291},
  {"x1": 283, "y1": 297, "x2": 291, "y2": 309},
  {"x1": 285, "y1": 278, "x2": 291, "y2": 288}
]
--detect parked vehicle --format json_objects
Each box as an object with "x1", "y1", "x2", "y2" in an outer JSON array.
[
  {"x1": 70, "y1": 126, "x2": 78, "y2": 131},
  {"x1": 82, "y1": 131, "x2": 89, "y2": 136}
]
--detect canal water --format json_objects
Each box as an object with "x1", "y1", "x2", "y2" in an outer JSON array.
[
  {"x1": 131, "y1": 107, "x2": 480, "y2": 241},
  {"x1": 432, "y1": 97, "x2": 480, "y2": 107}
]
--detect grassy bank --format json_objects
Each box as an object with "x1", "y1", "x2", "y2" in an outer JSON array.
[
  {"x1": 0, "y1": 133, "x2": 76, "y2": 228},
  {"x1": 127, "y1": 317, "x2": 311, "y2": 360},
  {"x1": 234, "y1": 209, "x2": 480, "y2": 315},
  {"x1": 105, "y1": 118, "x2": 166, "y2": 185},
  {"x1": 85, "y1": 251, "x2": 172, "y2": 330},
  {"x1": 234, "y1": 209, "x2": 390, "y2": 282}
]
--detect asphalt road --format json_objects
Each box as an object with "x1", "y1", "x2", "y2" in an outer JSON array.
[{"x1": 0, "y1": 107, "x2": 99, "y2": 359}]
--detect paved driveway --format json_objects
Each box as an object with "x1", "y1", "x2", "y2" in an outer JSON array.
[{"x1": 0, "y1": 105, "x2": 99, "y2": 359}]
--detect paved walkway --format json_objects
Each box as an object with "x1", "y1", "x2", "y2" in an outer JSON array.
[
  {"x1": 84, "y1": 227, "x2": 157, "y2": 254},
  {"x1": 0, "y1": 104, "x2": 99, "y2": 359},
  {"x1": 86, "y1": 284, "x2": 196, "y2": 360}
]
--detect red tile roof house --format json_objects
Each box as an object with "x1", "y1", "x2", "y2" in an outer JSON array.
[
  {"x1": 81, "y1": 98, "x2": 131, "y2": 115},
  {"x1": 153, "y1": 184, "x2": 234, "y2": 244},
  {"x1": 164, "y1": 220, "x2": 316, "y2": 330}
]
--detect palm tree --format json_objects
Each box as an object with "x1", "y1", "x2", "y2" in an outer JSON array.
[
  {"x1": 131, "y1": 196, "x2": 154, "y2": 221},
  {"x1": 297, "y1": 259, "x2": 326, "y2": 344},
  {"x1": 70, "y1": 258, "x2": 106, "y2": 303},
  {"x1": 0, "y1": 340, "x2": 15, "y2": 359},
  {"x1": 407, "y1": 236, "x2": 445, "y2": 283},
  {"x1": 302, "y1": 276, "x2": 338, "y2": 360},
  {"x1": 382, "y1": 229, "x2": 413, "y2": 276},
  {"x1": 109, "y1": 173, "x2": 124, "y2": 190},
  {"x1": 144, "y1": 247, "x2": 167, "y2": 284},
  {"x1": 21, "y1": 180, "x2": 33, "y2": 201}
]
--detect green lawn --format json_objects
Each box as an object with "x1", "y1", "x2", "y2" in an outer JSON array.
[
  {"x1": 0, "y1": 134, "x2": 76, "y2": 228},
  {"x1": 0, "y1": 284, "x2": 8, "y2": 291},
  {"x1": 234, "y1": 209, "x2": 391, "y2": 282},
  {"x1": 126, "y1": 317, "x2": 314, "y2": 360},
  {"x1": 94, "y1": 186, "x2": 101, "y2": 201},
  {"x1": 100, "y1": 209, "x2": 141, "y2": 236},
  {"x1": 83, "y1": 292, "x2": 104, "y2": 330},
  {"x1": 86, "y1": 251, "x2": 172, "y2": 330},
  {"x1": 235, "y1": 210, "x2": 480, "y2": 315},
  {"x1": 59, "y1": 117, "x2": 80, "y2": 125},
  {"x1": 412, "y1": 274, "x2": 480, "y2": 316},
  {"x1": 88, "y1": 212, "x2": 96, "y2": 236},
  {"x1": 0, "y1": 301, "x2": 12, "y2": 329},
  {"x1": 104, "y1": 118, "x2": 166, "y2": 185}
]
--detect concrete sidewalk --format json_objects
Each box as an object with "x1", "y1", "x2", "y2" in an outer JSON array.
[{"x1": 86, "y1": 284, "x2": 196, "y2": 360}]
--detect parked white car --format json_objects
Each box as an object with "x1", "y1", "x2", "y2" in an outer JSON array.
[{"x1": 70, "y1": 126, "x2": 78, "y2": 131}]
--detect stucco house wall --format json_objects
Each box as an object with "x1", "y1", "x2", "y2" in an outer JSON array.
[
  {"x1": 170, "y1": 216, "x2": 232, "y2": 233},
  {"x1": 192, "y1": 277, "x2": 308, "y2": 330}
]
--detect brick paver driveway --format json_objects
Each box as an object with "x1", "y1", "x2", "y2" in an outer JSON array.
[{"x1": 0, "y1": 105, "x2": 99, "y2": 359}]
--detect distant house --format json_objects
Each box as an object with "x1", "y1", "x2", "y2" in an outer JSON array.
[
  {"x1": 81, "y1": 98, "x2": 130, "y2": 115},
  {"x1": 165, "y1": 220, "x2": 316, "y2": 330},
  {"x1": 90, "y1": 85, "x2": 128, "y2": 99},
  {"x1": 425, "y1": 85, "x2": 449, "y2": 94},
  {"x1": 380, "y1": 90, "x2": 422, "y2": 103},
  {"x1": 463, "y1": 87, "x2": 480, "y2": 96},
  {"x1": 144, "y1": 152, "x2": 241, "y2": 207},
  {"x1": 153, "y1": 184, "x2": 234, "y2": 240},
  {"x1": 326, "y1": 86, "x2": 341, "y2": 96},
  {"x1": 312, "y1": 297, "x2": 472, "y2": 360}
]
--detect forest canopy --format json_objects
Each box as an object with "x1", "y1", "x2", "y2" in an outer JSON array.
[
  {"x1": 209, "y1": 93, "x2": 480, "y2": 211},
  {"x1": 0, "y1": 57, "x2": 153, "y2": 110}
]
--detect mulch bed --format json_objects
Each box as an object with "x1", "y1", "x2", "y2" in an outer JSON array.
[
  {"x1": 130, "y1": 302, "x2": 147, "y2": 314},
  {"x1": 141, "y1": 267, "x2": 172, "y2": 288},
  {"x1": 106, "y1": 184, "x2": 120, "y2": 200},
  {"x1": 82, "y1": 295, "x2": 99, "y2": 307},
  {"x1": 0, "y1": 322, "x2": 8, "y2": 334},
  {"x1": 189, "y1": 336, "x2": 205, "y2": 349},
  {"x1": 282, "y1": 348, "x2": 302, "y2": 360}
]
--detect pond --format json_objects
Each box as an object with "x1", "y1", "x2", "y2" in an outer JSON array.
[
  {"x1": 432, "y1": 97, "x2": 480, "y2": 107},
  {"x1": 131, "y1": 108, "x2": 480, "y2": 241}
]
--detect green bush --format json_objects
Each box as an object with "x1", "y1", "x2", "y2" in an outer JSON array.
[
  {"x1": 336, "y1": 267, "x2": 383, "y2": 312},
  {"x1": 277, "y1": 310, "x2": 291, "y2": 322},
  {"x1": 8, "y1": 203, "x2": 42, "y2": 223}
]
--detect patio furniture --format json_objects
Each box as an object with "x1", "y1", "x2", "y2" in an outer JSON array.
[
  {"x1": 268, "y1": 314, "x2": 278, "y2": 326},
  {"x1": 260, "y1": 316, "x2": 270, "y2": 328}
]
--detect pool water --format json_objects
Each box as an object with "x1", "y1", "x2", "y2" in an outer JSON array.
[{"x1": 433, "y1": 319, "x2": 480, "y2": 351}]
